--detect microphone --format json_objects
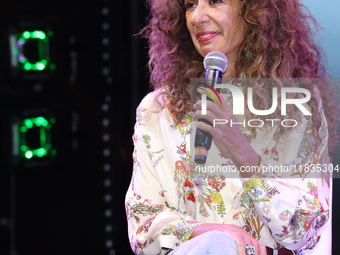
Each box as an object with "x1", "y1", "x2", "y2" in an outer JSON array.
[{"x1": 194, "y1": 51, "x2": 228, "y2": 164}]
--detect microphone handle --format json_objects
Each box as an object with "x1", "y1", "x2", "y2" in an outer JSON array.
[{"x1": 194, "y1": 69, "x2": 223, "y2": 164}]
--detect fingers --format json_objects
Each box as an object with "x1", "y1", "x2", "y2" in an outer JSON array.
[
  {"x1": 193, "y1": 100, "x2": 233, "y2": 126},
  {"x1": 257, "y1": 242, "x2": 268, "y2": 255},
  {"x1": 216, "y1": 225, "x2": 267, "y2": 255},
  {"x1": 235, "y1": 235, "x2": 246, "y2": 255},
  {"x1": 235, "y1": 238, "x2": 267, "y2": 255},
  {"x1": 247, "y1": 239, "x2": 267, "y2": 255},
  {"x1": 196, "y1": 87, "x2": 233, "y2": 115},
  {"x1": 197, "y1": 87, "x2": 223, "y2": 108}
]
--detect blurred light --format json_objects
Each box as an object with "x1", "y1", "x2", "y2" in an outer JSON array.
[
  {"x1": 102, "y1": 67, "x2": 110, "y2": 76},
  {"x1": 104, "y1": 209, "x2": 112, "y2": 217},
  {"x1": 105, "y1": 224, "x2": 112, "y2": 233},
  {"x1": 102, "y1": 37, "x2": 110, "y2": 45},
  {"x1": 102, "y1": 133, "x2": 110, "y2": 142},
  {"x1": 104, "y1": 194, "x2": 112, "y2": 202},
  {"x1": 103, "y1": 164, "x2": 111, "y2": 172},
  {"x1": 102, "y1": 52, "x2": 110, "y2": 61},
  {"x1": 101, "y1": 7, "x2": 110, "y2": 16},
  {"x1": 25, "y1": 151, "x2": 33, "y2": 159},
  {"x1": 24, "y1": 119, "x2": 33, "y2": 128},
  {"x1": 37, "y1": 148, "x2": 46, "y2": 157},
  {"x1": 103, "y1": 149, "x2": 110, "y2": 157},
  {"x1": 101, "y1": 23, "x2": 110, "y2": 31},
  {"x1": 101, "y1": 104, "x2": 109, "y2": 112},
  {"x1": 13, "y1": 116, "x2": 56, "y2": 160},
  {"x1": 23, "y1": 31, "x2": 30, "y2": 39},
  {"x1": 106, "y1": 77, "x2": 112, "y2": 84},
  {"x1": 10, "y1": 30, "x2": 54, "y2": 72},
  {"x1": 105, "y1": 240, "x2": 113, "y2": 248},
  {"x1": 32, "y1": 30, "x2": 46, "y2": 39},
  {"x1": 36, "y1": 62, "x2": 46, "y2": 71},
  {"x1": 103, "y1": 179, "x2": 111, "y2": 187},
  {"x1": 105, "y1": 96, "x2": 111, "y2": 102},
  {"x1": 24, "y1": 63, "x2": 32, "y2": 70},
  {"x1": 102, "y1": 119, "x2": 109, "y2": 127}
]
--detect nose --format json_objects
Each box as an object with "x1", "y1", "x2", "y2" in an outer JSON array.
[{"x1": 190, "y1": 3, "x2": 210, "y2": 27}]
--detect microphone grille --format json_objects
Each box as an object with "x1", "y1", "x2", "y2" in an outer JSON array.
[{"x1": 203, "y1": 51, "x2": 228, "y2": 72}]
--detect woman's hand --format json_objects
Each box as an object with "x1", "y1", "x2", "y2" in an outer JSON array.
[
  {"x1": 190, "y1": 223, "x2": 267, "y2": 255},
  {"x1": 193, "y1": 88, "x2": 260, "y2": 178}
]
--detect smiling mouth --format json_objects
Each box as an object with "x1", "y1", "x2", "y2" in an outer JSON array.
[{"x1": 197, "y1": 32, "x2": 220, "y2": 42}]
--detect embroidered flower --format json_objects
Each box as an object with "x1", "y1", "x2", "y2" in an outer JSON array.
[
  {"x1": 207, "y1": 177, "x2": 225, "y2": 192},
  {"x1": 271, "y1": 148, "x2": 278, "y2": 156},
  {"x1": 161, "y1": 225, "x2": 175, "y2": 235},
  {"x1": 250, "y1": 188, "x2": 262, "y2": 198},
  {"x1": 180, "y1": 144, "x2": 186, "y2": 154},
  {"x1": 315, "y1": 215, "x2": 327, "y2": 230},
  {"x1": 184, "y1": 179, "x2": 194, "y2": 188},
  {"x1": 309, "y1": 187, "x2": 318, "y2": 199},
  {"x1": 211, "y1": 182, "x2": 220, "y2": 192},
  {"x1": 207, "y1": 177, "x2": 215, "y2": 185},
  {"x1": 244, "y1": 177, "x2": 262, "y2": 192},
  {"x1": 132, "y1": 134, "x2": 138, "y2": 143},
  {"x1": 261, "y1": 204, "x2": 271, "y2": 215},
  {"x1": 180, "y1": 119, "x2": 188, "y2": 127},
  {"x1": 187, "y1": 193, "x2": 196, "y2": 202},
  {"x1": 279, "y1": 210, "x2": 291, "y2": 221},
  {"x1": 175, "y1": 160, "x2": 185, "y2": 169},
  {"x1": 175, "y1": 160, "x2": 189, "y2": 175},
  {"x1": 210, "y1": 193, "x2": 222, "y2": 204},
  {"x1": 233, "y1": 212, "x2": 240, "y2": 220},
  {"x1": 303, "y1": 218, "x2": 313, "y2": 231},
  {"x1": 242, "y1": 194, "x2": 251, "y2": 205},
  {"x1": 301, "y1": 210, "x2": 311, "y2": 216}
]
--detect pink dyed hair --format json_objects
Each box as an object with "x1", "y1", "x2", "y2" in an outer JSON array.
[{"x1": 141, "y1": 0, "x2": 338, "y2": 151}]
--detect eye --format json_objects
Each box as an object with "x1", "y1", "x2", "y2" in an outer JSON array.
[
  {"x1": 210, "y1": 0, "x2": 223, "y2": 4},
  {"x1": 185, "y1": 1, "x2": 197, "y2": 10}
]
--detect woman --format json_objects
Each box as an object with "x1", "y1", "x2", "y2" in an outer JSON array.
[{"x1": 125, "y1": 0, "x2": 338, "y2": 254}]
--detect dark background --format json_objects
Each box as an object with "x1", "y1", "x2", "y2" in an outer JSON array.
[{"x1": 0, "y1": 1, "x2": 338, "y2": 254}]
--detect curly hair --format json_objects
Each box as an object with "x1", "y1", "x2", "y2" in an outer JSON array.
[{"x1": 141, "y1": 0, "x2": 338, "y2": 151}]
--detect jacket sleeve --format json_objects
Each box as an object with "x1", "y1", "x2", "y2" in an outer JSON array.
[
  {"x1": 243, "y1": 99, "x2": 331, "y2": 251},
  {"x1": 125, "y1": 93, "x2": 202, "y2": 255}
]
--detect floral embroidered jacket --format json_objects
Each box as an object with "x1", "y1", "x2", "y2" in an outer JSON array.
[{"x1": 125, "y1": 88, "x2": 331, "y2": 255}]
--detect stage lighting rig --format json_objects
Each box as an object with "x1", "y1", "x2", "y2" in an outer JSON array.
[
  {"x1": 9, "y1": 29, "x2": 55, "y2": 75},
  {"x1": 12, "y1": 115, "x2": 57, "y2": 160}
]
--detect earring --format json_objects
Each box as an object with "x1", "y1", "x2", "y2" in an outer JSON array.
[{"x1": 245, "y1": 43, "x2": 253, "y2": 59}]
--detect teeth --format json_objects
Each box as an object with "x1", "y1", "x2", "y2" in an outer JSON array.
[
  {"x1": 200, "y1": 34, "x2": 211, "y2": 38},
  {"x1": 198, "y1": 32, "x2": 219, "y2": 38}
]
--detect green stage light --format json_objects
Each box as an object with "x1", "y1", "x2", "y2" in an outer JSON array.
[
  {"x1": 13, "y1": 116, "x2": 57, "y2": 160},
  {"x1": 9, "y1": 29, "x2": 54, "y2": 72},
  {"x1": 24, "y1": 119, "x2": 33, "y2": 128},
  {"x1": 32, "y1": 30, "x2": 46, "y2": 40},
  {"x1": 23, "y1": 31, "x2": 30, "y2": 39},
  {"x1": 36, "y1": 62, "x2": 46, "y2": 71},
  {"x1": 25, "y1": 151, "x2": 33, "y2": 159},
  {"x1": 24, "y1": 63, "x2": 32, "y2": 70}
]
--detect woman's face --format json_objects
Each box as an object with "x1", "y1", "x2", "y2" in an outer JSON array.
[{"x1": 185, "y1": 0, "x2": 246, "y2": 62}]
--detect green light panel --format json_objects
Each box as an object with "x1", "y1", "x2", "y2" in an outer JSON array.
[
  {"x1": 10, "y1": 30, "x2": 55, "y2": 72},
  {"x1": 13, "y1": 116, "x2": 57, "y2": 160}
]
